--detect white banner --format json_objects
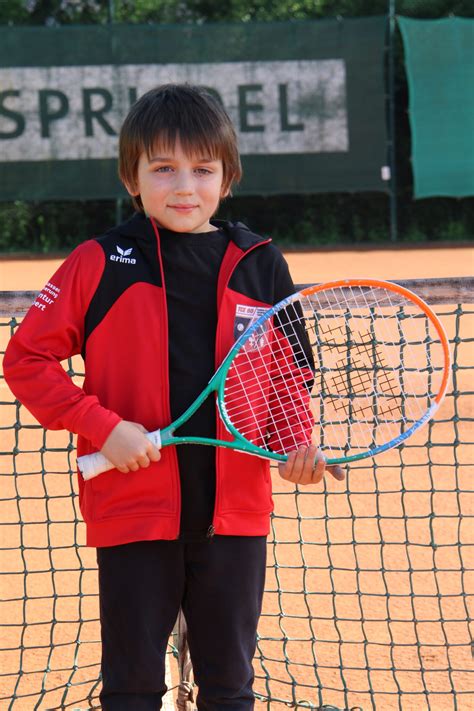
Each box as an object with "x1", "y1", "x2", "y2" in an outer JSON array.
[{"x1": 0, "y1": 60, "x2": 348, "y2": 162}]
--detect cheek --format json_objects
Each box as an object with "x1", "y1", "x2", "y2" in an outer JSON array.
[
  {"x1": 202, "y1": 178, "x2": 225, "y2": 199},
  {"x1": 144, "y1": 176, "x2": 169, "y2": 194}
]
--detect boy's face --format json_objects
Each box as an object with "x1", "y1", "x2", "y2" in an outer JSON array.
[{"x1": 126, "y1": 139, "x2": 229, "y2": 233}]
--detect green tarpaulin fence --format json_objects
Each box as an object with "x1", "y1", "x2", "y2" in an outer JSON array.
[{"x1": 398, "y1": 16, "x2": 474, "y2": 199}]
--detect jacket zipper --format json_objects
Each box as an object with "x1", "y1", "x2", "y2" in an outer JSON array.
[{"x1": 150, "y1": 217, "x2": 182, "y2": 540}]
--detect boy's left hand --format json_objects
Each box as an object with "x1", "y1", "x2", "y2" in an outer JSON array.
[{"x1": 278, "y1": 444, "x2": 345, "y2": 485}]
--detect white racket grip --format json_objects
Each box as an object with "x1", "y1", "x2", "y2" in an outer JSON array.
[{"x1": 77, "y1": 429, "x2": 162, "y2": 481}]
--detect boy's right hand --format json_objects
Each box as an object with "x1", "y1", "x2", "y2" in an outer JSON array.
[{"x1": 100, "y1": 420, "x2": 161, "y2": 474}]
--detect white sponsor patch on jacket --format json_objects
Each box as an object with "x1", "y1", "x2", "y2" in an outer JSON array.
[
  {"x1": 234, "y1": 304, "x2": 269, "y2": 351},
  {"x1": 32, "y1": 281, "x2": 60, "y2": 312}
]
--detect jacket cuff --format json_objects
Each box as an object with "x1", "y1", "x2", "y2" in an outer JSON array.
[{"x1": 77, "y1": 408, "x2": 122, "y2": 451}]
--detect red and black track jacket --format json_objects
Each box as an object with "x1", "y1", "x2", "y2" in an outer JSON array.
[{"x1": 4, "y1": 213, "x2": 300, "y2": 547}]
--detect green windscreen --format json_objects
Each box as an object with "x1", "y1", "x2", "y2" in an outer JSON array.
[
  {"x1": 398, "y1": 17, "x2": 474, "y2": 199},
  {"x1": 0, "y1": 18, "x2": 388, "y2": 200}
]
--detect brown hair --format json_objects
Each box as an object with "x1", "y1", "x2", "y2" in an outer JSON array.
[{"x1": 119, "y1": 84, "x2": 242, "y2": 212}]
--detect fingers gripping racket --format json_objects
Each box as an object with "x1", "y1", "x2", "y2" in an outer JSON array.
[{"x1": 77, "y1": 279, "x2": 450, "y2": 480}]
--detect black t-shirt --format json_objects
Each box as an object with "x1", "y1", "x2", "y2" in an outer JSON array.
[{"x1": 159, "y1": 227, "x2": 229, "y2": 541}]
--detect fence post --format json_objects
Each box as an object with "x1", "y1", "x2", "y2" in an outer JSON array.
[
  {"x1": 388, "y1": 0, "x2": 398, "y2": 241},
  {"x1": 108, "y1": 0, "x2": 115, "y2": 24}
]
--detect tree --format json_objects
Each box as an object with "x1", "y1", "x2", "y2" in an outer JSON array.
[{"x1": 1, "y1": 0, "x2": 472, "y2": 26}]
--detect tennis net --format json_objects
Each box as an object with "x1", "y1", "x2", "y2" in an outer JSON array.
[{"x1": 0, "y1": 277, "x2": 473, "y2": 710}]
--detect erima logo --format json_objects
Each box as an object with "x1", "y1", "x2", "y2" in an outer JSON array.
[{"x1": 110, "y1": 245, "x2": 136, "y2": 264}]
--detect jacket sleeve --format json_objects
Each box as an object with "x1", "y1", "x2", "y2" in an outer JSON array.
[
  {"x1": 266, "y1": 252, "x2": 315, "y2": 454},
  {"x1": 3, "y1": 240, "x2": 121, "y2": 451}
]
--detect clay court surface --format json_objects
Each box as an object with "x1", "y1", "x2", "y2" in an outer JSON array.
[
  {"x1": 0, "y1": 243, "x2": 473, "y2": 710},
  {"x1": 1, "y1": 244, "x2": 473, "y2": 290}
]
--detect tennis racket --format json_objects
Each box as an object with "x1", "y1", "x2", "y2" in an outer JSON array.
[{"x1": 77, "y1": 279, "x2": 450, "y2": 481}]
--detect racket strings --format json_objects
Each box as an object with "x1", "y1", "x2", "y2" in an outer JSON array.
[
  {"x1": 312, "y1": 286, "x2": 437, "y2": 425},
  {"x1": 224, "y1": 328, "x2": 412, "y2": 419},
  {"x1": 224, "y1": 319, "x2": 426, "y2": 413},
  {"x1": 223, "y1": 286, "x2": 445, "y2": 457},
  {"x1": 311, "y1": 297, "x2": 388, "y2": 452},
  {"x1": 335, "y1": 287, "x2": 413, "y2": 449},
  {"x1": 224, "y1": 302, "x2": 316, "y2": 454}
]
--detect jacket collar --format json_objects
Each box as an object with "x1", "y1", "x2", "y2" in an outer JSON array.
[
  {"x1": 211, "y1": 219, "x2": 270, "y2": 251},
  {"x1": 115, "y1": 212, "x2": 270, "y2": 253}
]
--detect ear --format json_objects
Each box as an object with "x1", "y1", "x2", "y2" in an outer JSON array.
[{"x1": 123, "y1": 179, "x2": 139, "y2": 198}]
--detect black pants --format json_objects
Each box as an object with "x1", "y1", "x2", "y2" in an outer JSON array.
[{"x1": 96, "y1": 536, "x2": 267, "y2": 710}]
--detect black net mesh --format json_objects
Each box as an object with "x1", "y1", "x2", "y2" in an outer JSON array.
[{"x1": 0, "y1": 280, "x2": 472, "y2": 710}]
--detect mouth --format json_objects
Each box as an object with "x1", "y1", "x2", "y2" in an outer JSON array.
[{"x1": 169, "y1": 204, "x2": 198, "y2": 212}]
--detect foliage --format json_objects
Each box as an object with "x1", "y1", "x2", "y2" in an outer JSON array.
[
  {"x1": 0, "y1": 201, "x2": 117, "y2": 253},
  {"x1": 1, "y1": 0, "x2": 109, "y2": 25},
  {"x1": 1, "y1": 0, "x2": 472, "y2": 25},
  {"x1": 219, "y1": 194, "x2": 474, "y2": 247},
  {"x1": 0, "y1": 194, "x2": 471, "y2": 254},
  {"x1": 0, "y1": 202, "x2": 32, "y2": 251}
]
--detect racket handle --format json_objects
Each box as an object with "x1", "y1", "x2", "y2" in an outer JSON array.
[{"x1": 77, "y1": 430, "x2": 162, "y2": 481}]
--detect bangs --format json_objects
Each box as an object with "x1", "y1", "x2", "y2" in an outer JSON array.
[
  {"x1": 144, "y1": 128, "x2": 222, "y2": 164},
  {"x1": 132, "y1": 84, "x2": 234, "y2": 163}
]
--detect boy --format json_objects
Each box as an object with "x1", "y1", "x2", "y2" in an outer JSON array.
[{"x1": 4, "y1": 84, "x2": 344, "y2": 710}]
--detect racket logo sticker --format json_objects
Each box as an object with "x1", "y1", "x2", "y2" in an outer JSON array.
[
  {"x1": 110, "y1": 245, "x2": 137, "y2": 265},
  {"x1": 234, "y1": 305, "x2": 269, "y2": 350}
]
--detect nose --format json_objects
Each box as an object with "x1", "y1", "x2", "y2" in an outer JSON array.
[{"x1": 174, "y1": 169, "x2": 194, "y2": 195}]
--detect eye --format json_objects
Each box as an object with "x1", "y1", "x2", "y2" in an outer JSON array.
[
  {"x1": 195, "y1": 168, "x2": 213, "y2": 175},
  {"x1": 153, "y1": 166, "x2": 173, "y2": 173}
]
